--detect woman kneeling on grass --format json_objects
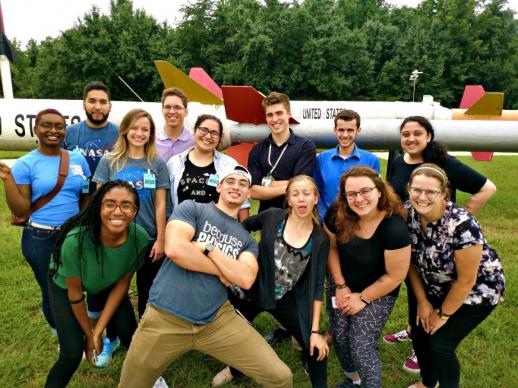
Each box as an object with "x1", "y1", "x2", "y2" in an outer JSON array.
[
  {"x1": 45, "y1": 180, "x2": 148, "y2": 387},
  {"x1": 324, "y1": 167, "x2": 411, "y2": 388},
  {"x1": 213, "y1": 175, "x2": 329, "y2": 388},
  {"x1": 405, "y1": 164, "x2": 504, "y2": 388}
]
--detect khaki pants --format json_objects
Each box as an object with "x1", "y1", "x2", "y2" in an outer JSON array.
[{"x1": 119, "y1": 301, "x2": 293, "y2": 388}]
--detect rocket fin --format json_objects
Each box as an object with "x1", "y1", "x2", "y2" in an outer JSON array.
[
  {"x1": 222, "y1": 86, "x2": 300, "y2": 124},
  {"x1": 465, "y1": 93, "x2": 504, "y2": 117},
  {"x1": 459, "y1": 85, "x2": 486, "y2": 109},
  {"x1": 188, "y1": 67, "x2": 223, "y2": 100},
  {"x1": 154, "y1": 60, "x2": 223, "y2": 105}
]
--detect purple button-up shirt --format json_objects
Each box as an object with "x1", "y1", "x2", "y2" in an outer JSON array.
[{"x1": 156, "y1": 126, "x2": 195, "y2": 162}]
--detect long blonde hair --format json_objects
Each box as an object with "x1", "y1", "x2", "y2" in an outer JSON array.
[
  {"x1": 109, "y1": 109, "x2": 157, "y2": 171},
  {"x1": 285, "y1": 175, "x2": 320, "y2": 226}
]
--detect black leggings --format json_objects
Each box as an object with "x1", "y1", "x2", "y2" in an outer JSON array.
[
  {"x1": 228, "y1": 291, "x2": 327, "y2": 388},
  {"x1": 45, "y1": 275, "x2": 138, "y2": 387},
  {"x1": 411, "y1": 301, "x2": 495, "y2": 388},
  {"x1": 136, "y1": 241, "x2": 165, "y2": 318}
]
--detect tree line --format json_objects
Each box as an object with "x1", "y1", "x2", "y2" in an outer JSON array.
[{"x1": 8, "y1": 0, "x2": 518, "y2": 108}]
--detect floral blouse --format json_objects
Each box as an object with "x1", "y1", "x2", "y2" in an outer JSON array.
[{"x1": 406, "y1": 202, "x2": 505, "y2": 306}]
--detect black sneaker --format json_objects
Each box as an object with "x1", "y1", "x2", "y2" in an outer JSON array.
[{"x1": 264, "y1": 328, "x2": 291, "y2": 345}]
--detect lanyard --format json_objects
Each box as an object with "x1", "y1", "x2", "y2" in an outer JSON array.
[{"x1": 267, "y1": 142, "x2": 288, "y2": 176}]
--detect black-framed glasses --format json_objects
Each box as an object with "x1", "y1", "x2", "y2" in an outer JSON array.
[
  {"x1": 197, "y1": 126, "x2": 221, "y2": 139},
  {"x1": 345, "y1": 186, "x2": 377, "y2": 200},
  {"x1": 101, "y1": 200, "x2": 137, "y2": 213},
  {"x1": 39, "y1": 122, "x2": 66, "y2": 130},
  {"x1": 408, "y1": 187, "x2": 442, "y2": 198}
]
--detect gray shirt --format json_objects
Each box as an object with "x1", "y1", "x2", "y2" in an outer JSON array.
[{"x1": 148, "y1": 201, "x2": 258, "y2": 324}]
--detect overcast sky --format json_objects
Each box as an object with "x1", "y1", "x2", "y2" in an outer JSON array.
[{"x1": 3, "y1": 0, "x2": 517, "y2": 49}]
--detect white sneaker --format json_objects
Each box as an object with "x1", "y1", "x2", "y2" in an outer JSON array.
[{"x1": 153, "y1": 376, "x2": 169, "y2": 388}]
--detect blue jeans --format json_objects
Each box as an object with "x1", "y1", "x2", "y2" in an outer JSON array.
[{"x1": 21, "y1": 224, "x2": 60, "y2": 329}]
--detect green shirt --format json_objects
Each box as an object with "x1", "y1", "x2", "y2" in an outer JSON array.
[{"x1": 51, "y1": 224, "x2": 149, "y2": 294}]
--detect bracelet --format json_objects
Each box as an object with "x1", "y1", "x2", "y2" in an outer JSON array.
[
  {"x1": 311, "y1": 330, "x2": 321, "y2": 335},
  {"x1": 69, "y1": 294, "x2": 85, "y2": 305},
  {"x1": 360, "y1": 292, "x2": 371, "y2": 305},
  {"x1": 335, "y1": 282, "x2": 348, "y2": 289},
  {"x1": 437, "y1": 308, "x2": 451, "y2": 321}
]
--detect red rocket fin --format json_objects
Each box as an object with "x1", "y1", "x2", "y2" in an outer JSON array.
[
  {"x1": 154, "y1": 60, "x2": 223, "y2": 105},
  {"x1": 222, "y1": 86, "x2": 300, "y2": 124},
  {"x1": 460, "y1": 86, "x2": 496, "y2": 161}
]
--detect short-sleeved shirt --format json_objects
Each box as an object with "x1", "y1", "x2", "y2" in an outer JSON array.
[
  {"x1": 51, "y1": 224, "x2": 149, "y2": 294},
  {"x1": 11, "y1": 150, "x2": 91, "y2": 227},
  {"x1": 148, "y1": 201, "x2": 259, "y2": 324},
  {"x1": 314, "y1": 145, "x2": 380, "y2": 222},
  {"x1": 325, "y1": 209, "x2": 411, "y2": 296},
  {"x1": 389, "y1": 154, "x2": 487, "y2": 202},
  {"x1": 155, "y1": 126, "x2": 195, "y2": 163},
  {"x1": 93, "y1": 156, "x2": 170, "y2": 240},
  {"x1": 248, "y1": 129, "x2": 316, "y2": 213},
  {"x1": 64, "y1": 121, "x2": 119, "y2": 174},
  {"x1": 406, "y1": 202, "x2": 505, "y2": 305}
]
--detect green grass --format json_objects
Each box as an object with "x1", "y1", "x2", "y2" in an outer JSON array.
[{"x1": 0, "y1": 156, "x2": 516, "y2": 387}]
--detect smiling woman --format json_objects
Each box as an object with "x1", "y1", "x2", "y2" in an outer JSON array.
[
  {"x1": 0, "y1": 108, "x2": 90, "y2": 334},
  {"x1": 46, "y1": 180, "x2": 149, "y2": 387}
]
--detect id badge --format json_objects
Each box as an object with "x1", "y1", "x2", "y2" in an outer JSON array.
[
  {"x1": 207, "y1": 174, "x2": 219, "y2": 187},
  {"x1": 143, "y1": 171, "x2": 156, "y2": 189},
  {"x1": 261, "y1": 175, "x2": 273, "y2": 187},
  {"x1": 81, "y1": 177, "x2": 90, "y2": 194}
]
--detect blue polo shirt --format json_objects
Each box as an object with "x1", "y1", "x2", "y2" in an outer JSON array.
[
  {"x1": 314, "y1": 145, "x2": 380, "y2": 222},
  {"x1": 248, "y1": 130, "x2": 316, "y2": 213}
]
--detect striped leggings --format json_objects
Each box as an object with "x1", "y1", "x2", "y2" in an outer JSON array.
[{"x1": 329, "y1": 294, "x2": 396, "y2": 388}]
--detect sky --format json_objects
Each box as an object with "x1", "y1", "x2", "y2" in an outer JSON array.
[{"x1": 2, "y1": 0, "x2": 518, "y2": 49}]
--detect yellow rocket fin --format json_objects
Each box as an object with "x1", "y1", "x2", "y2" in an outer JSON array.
[
  {"x1": 154, "y1": 60, "x2": 223, "y2": 105},
  {"x1": 465, "y1": 92, "x2": 504, "y2": 116}
]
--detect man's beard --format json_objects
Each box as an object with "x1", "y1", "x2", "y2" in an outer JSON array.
[{"x1": 86, "y1": 111, "x2": 110, "y2": 126}]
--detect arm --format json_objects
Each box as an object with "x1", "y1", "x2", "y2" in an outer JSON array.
[
  {"x1": 93, "y1": 272, "x2": 134, "y2": 343},
  {"x1": 407, "y1": 264, "x2": 434, "y2": 333},
  {"x1": 0, "y1": 162, "x2": 31, "y2": 215},
  {"x1": 164, "y1": 219, "x2": 226, "y2": 278},
  {"x1": 346, "y1": 245, "x2": 410, "y2": 315},
  {"x1": 463, "y1": 179, "x2": 496, "y2": 214},
  {"x1": 309, "y1": 300, "x2": 329, "y2": 361},
  {"x1": 64, "y1": 276, "x2": 97, "y2": 365},
  {"x1": 250, "y1": 180, "x2": 289, "y2": 201},
  {"x1": 206, "y1": 249, "x2": 258, "y2": 290},
  {"x1": 323, "y1": 224, "x2": 351, "y2": 310},
  {"x1": 150, "y1": 188, "x2": 167, "y2": 261},
  {"x1": 238, "y1": 207, "x2": 250, "y2": 222},
  {"x1": 429, "y1": 245, "x2": 482, "y2": 335}
]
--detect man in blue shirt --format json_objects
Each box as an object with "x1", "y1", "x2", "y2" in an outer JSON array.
[
  {"x1": 64, "y1": 81, "x2": 118, "y2": 182},
  {"x1": 314, "y1": 109, "x2": 380, "y2": 222}
]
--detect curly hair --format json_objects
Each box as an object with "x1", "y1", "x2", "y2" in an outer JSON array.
[
  {"x1": 334, "y1": 167, "x2": 406, "y2": 243},
  {"x1": 51, "y1": 180, "x2": 140, "y2": 279},
  {"x1": 400, "y1": 116, "x2": 448, "y2": 164}
]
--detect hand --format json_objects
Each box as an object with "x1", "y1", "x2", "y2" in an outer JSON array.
[
  {"x1": 84, "y1": 333, "x2": 101, "y2": 366},
  {"x1": 0, "y1": 162, "x2": 12, "y2": 181},
  {"x1": 150, "y1": 239, "x2": 165, "y2": 262},
  {"x1": 429, "y1": 310, "x2": 448, "y2": 335},
  {"x1": 416, "y1": 299, "x2": 434, "y2": 333},
  {"x1": 218, "y1": 274, "x2": 231, "y2": 287},
  {"x1": 335, "y1": 286, "x2": 351, "y2": 310},
  {"x1": 309, "y1": 332, "x2": 329, "y2": 361},
  {"x1": 341, "y1": 293, "x2": 367, "y2": 316}
]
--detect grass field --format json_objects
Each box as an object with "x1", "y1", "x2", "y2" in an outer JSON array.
[{"x1": 0, "y1": 155, "x2": 516, "y2": 387}]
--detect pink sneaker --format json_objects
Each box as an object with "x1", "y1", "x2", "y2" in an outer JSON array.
[
  {"x1": 383, "y1": 329, "x2": 411, "y2": 344},
  {"x1": 403, "y1": 350, "x2": 420, "y2": 374}
]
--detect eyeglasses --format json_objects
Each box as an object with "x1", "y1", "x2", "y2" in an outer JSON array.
[
  {"x1": 345, "y1": 186, "x2": 377, "y2": 200},
  {"x1": 162, "y1": 104, "x2": 185, "y2": 112},
  {"x1": 408, "y1": 187, "x2": 442, "y2": 198},
  {"x1": 39, "y1": 122, "x2": 66, "y2": 130},
  {"x1": 101, "y1": 200, "x2": 137, "y2": 213},
  {"x1": 197, "y1": 126, "x2": 221, "y2": 139}
]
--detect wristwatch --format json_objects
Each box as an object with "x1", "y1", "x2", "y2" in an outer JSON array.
[
  {"x1": 436, "y1": 308, "x2": 451, "y2": 321},
  {"x1": 204, "y1": 242, "x2": 215, "y2": 256}
]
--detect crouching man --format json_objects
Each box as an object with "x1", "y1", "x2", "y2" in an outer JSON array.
[{"x1": 119, "y1": 165, "x2": 293, "y2": 387}]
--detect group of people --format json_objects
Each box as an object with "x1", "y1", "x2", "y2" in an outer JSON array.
[{"x1": 0, "y1": 82, "x2": 505, "y2": 388}]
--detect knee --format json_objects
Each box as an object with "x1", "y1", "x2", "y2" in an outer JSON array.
[
  {"x1": 430, "y1": 339, "x2": 456, "y2": 359},
  {"x1": 272, "y1": 363, "x2": 293, "y2": 387},
  {"x1": 57, "y1": 350, "x2": 83, "y2": 371}
]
